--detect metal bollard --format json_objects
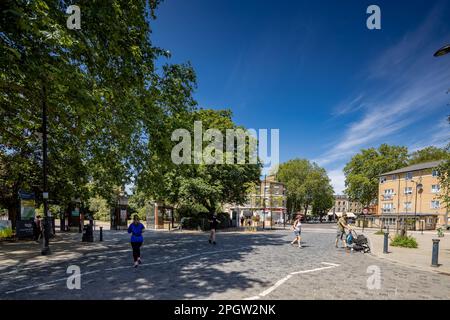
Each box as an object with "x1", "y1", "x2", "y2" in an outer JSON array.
[
  {"x1": 99, "y1": 227, "x2": 103, "y2": 242},
  {"x1": 383, "y1": 230, "x2": 389, "y2": 254},
  {"x1": 431, "y1": 239, "x2": 440, "y2": 267}
]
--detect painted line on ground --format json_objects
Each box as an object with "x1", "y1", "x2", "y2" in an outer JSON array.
[{"x1": 244, "y1": 262, "x2": 340, "y2": 300}]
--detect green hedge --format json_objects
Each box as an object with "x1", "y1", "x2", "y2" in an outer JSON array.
[{"x1": 390, "y1": 235, "x2": 418, "y2": 248}]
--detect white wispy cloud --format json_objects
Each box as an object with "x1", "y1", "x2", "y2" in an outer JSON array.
[{"x1": 319, "y1": 3, "x2": 450, "y2": 193}]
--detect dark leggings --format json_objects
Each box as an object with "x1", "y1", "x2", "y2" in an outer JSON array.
[{"x1": 131, "y1": 242, "x2": 142, "y2": 262}]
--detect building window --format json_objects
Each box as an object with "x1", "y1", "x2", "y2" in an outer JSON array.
[
  {"x1": 382, "y1": 203, "x2": 393, "y2": 213},
  {"x1": 384, "y1": 189, "x2": 394, "y2": 194},
  {"x1": 405, "y1": 172, "x2": 413, "y2": 180},
  {"x1": 380, "y1": 177, "x2": 387, "y2": 183},
  {"x1": 404, "y1": 187, "x2": 412, "y2": 195},
  {"x1": 431, "y1": 201, "x2": 440, "y2": 209},
  {"x1": 392, "y1": 175, "x2": 398, "y2": 180},
  {"x1": 431, "y1": 185, "x2": 440, "y2": 193},
  {"x1": 432, "y1": 170, "x2": 439, "y2": 177},
  {"x1": 404, "y1": 202, "x2": 412, "y2": 210}
]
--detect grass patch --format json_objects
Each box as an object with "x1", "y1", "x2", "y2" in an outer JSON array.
[{"x1": 390, "y1": 235, "x2": 418, "y2": 248}]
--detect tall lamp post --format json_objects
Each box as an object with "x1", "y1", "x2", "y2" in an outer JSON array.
[
  {"x1": 263, "y1": 175, "x2": 267, "y2": 230},
  {"x1": 41, "y1": 84, "x2": 50, "y2": 255},
  {"x1": 411, "y1": 179, "x2": 423, "y2": 231},
  {"x1": 434, "y1": 44, "x2": 450, "y2": 230}
]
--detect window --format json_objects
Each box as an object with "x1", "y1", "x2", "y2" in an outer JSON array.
[
  {"x1": 404, "y1": 187, "x2": 412, "y2": 195},
  {"x1": 431, "y1": 185, "x2": 440, "y2": 193},
  {"x1": 380, "y1": 177, "x2": 387, "y2": 183},
  {"x1": 392, "y1": 175, "x2": 398, "y2": 180},
  {"x1": 404, "y1": 202, "x2": 412, "y2": 210},
  {"x1": 384, "y1": 189, "x2": 394, "y2": 194},
  {"x1": 382, "y1": 203, "x2": 394, "y2": 213},
  {"x1": 432, "y1": 170, "x2": 439, "y2": 177},
  {"x1": 405, "y1": 172, "x2": 413, "y2": 180},
  {"x1": 431, "y1": 201, "x2": 440, "y2": 209}
]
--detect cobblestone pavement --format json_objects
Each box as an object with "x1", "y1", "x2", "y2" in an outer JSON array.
[{"x1": 1, "y1": 225, "x2": 449, "y2": 300}]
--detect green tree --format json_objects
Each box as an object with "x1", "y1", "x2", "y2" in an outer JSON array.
[
  {"x1": 277, "y1": 159, "x2": 334, "y2": 220},
  {"x1": 88, "y1": 196, "x2": 110, "y2": 221},
  {"x1": 277, "y1": 159, "x2": 312, "y2": 216},
  {"x1": 1, "y1": 1, "x2": 199, "y2": 224},
  {"x1": 409, "y1": 146, "x2": 449, "y2": 165},
  {"x1": 344, "y1": 144, "x2": 408, "y2": 206},
  {"x1": 136, "y1": 109, "x2": 261, "y2": 214}
]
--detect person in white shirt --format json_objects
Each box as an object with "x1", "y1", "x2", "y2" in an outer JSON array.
[{"x1": 290, "y1": 215, "x2": 302, "y2": 248}]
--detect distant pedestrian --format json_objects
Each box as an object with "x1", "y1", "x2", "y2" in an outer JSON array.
[
  {"x1": 290, "y1": 215, "x2": 302, "y2": 248},
  {"x1": 208, "y1": 214, "x2": 220, "y2": 245},
  {"x1": 240, "y1": 216, "x2": 245, "y2": 227},
  {"x1": 128, "y1": 215, "x2": 145, "y2": 268},
  {"x1": 335, "y1": 212, "x2": 350, "y2": 249},
  {"x1": 33, "y1": 215, "x2": 42, "y2": 243}
]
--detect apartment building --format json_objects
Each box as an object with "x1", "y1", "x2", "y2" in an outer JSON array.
[
  {"x1": 376, "y1": 160, "x2": 447, "y2": 230},
  {"x1": 225, "y1": 175, "x2": 287, "y2": 227},
  {"x1": 331, "y1": 195, "x2": 363, "y2": 215}
]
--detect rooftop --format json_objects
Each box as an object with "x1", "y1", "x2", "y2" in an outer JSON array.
[{"x1": 380, "y1": 160, "x2": 444, "y2": 176}]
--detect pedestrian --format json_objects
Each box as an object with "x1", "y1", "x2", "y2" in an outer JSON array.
[
  {"x1": 240, "y1": 215, "x2": 244, "y2": 227},
  {"x1": 335, "y1": 212, "x2": 350, "y2": 249},
  {"x1": 127, "y1": 214, "x2": 145, "y2": 268},
  {"x1": 33, "y1": 215, "x2": 42, "y2": 243},
  {"x1": 208, "y1": 214, "x2": 220, "y2": 245},
  {"x1": 290, "y1": 214, "x2": 302, "y2": 248}
]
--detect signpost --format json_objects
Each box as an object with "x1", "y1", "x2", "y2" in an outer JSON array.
[{"x1": 17, "y1": 191, "x2": 36, "y2": 240}]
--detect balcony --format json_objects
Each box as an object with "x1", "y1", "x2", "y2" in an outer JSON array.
[{"x1": 382, "y1": 194, "x2": 394, "y2": 201}]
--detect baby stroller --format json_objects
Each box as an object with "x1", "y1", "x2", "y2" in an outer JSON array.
[{"x1": 346, "y1": 230, "x2": 370, "y2": 253}]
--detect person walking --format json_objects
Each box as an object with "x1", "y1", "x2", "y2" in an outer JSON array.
[
  {"x1": 33, "y1": 215, "x2": 42, "y2": 243},
  {"x1": 128, "y1": 215, "x2": 145, "y2": 268},
  {"x1": 335, "y1": 212, "x2": 350, "y2": 249},
  {"x1": 290, "y1": 215, "x2": 302, "y2": 248},
  {"x1": 208, "y1": 214, "x2": 220, "y2": 245}
]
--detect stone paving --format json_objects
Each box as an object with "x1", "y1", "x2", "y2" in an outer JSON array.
[{"x1": 0, "y1": 224, "x2": 449, "y2": 300}]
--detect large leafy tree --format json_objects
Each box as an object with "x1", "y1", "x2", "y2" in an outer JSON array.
[
  {"x1": 277, "y1": 159, "x2": 334, "y2": 219},
  {"x1": 409, "y1": 146, "x2": 449, "y2": 165},
  {"x1": 1, "y1": 1, "x2": 191, "y2": 223},
  {"x1": 344, "y1": 144, "x2": 409, "y2": 206},
  {"x1": 136, "y1": 109, "x2": 261, "y2": 214}
]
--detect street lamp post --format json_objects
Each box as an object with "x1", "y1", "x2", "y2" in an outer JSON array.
[
  {"x1": 434, "y1": 44, "x2": 450, "y2": 230},
  {"x1": 41, "y1": 84, "x2": 50, "y2": 255},
  {"x1": 263, "y1": 175, "x2": 267, "y2": 230},
  {"x1": 434, "y1": 44, "x2": 450, "y2": 57}
]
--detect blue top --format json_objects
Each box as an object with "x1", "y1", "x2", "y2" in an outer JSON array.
[{"x1": 128, "y1": 222, "x2": 145, "y2": 243}]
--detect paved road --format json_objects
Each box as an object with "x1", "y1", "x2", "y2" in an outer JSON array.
[{"x1": 1, "y1": 224, "x2": 449, "y2": 299}]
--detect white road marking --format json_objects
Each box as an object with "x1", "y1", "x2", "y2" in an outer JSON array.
[{"x1": 244, "y1": 262, "x2": 340, "y2": 300}]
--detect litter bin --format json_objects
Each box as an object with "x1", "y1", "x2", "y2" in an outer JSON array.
[{"x1": 82, "y1": 224, "x2": 94, "y2": 242}]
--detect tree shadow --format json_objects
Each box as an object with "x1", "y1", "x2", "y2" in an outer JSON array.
[{"x1": 0, "y1": 231, "x2": 290, "y2": 300}]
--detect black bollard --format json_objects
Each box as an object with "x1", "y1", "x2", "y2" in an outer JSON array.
[
  {"x1": 431, "y1": 239, "x2": 440, "y2": 267},
  {"x1": 100, "y1": 227, "x2": 103, "y2": 241},
  {"x1": 383, "y1": 230, "x2": 389, "y2": 254}
]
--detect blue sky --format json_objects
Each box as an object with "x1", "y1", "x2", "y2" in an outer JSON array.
[{"x1": 150, "y1": 0, "x2": 450, "y2": 193}]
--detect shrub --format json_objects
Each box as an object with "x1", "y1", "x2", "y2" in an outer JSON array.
[
  {"x1": 390, "y1": 235, "x2": 418, "y2": 248},
  {"x1": 0, "y1": 227, "x2": 13, "y2": 239}
]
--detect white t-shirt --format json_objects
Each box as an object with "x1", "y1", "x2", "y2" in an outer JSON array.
[{"x1": 294, "y1": 220, "x2": 301, "y2": 231}]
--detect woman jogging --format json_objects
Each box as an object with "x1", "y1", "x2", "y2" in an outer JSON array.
[
  {"x1": 290, "y1": 215, "x2": 302, "y2": 248},
  {"x1": 128, "y1": 215, "x2": 145, "y2": 268}
]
